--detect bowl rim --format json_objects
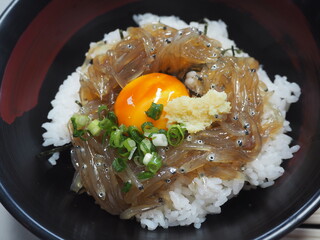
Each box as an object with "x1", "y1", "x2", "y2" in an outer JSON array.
[{"x1": 0, "y1": 1, "x2": 320, "y2": 239}]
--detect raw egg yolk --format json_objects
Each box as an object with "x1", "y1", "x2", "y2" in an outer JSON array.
[{"x1": 114, "y1": 73, "x2": 189, "y2": 130}]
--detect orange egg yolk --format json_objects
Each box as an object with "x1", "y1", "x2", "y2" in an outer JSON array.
[{"x1": 114, "y1": 73, "x2": 189, "y2": 130}]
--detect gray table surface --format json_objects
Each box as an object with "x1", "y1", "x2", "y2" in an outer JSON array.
[{"x1": 0, "y1": 1, "x2": 319, "y2": 239}]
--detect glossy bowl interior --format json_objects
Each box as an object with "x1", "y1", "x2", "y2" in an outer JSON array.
[{"x1": 0, "y1": 0, "x2": 320, "y2": 239}]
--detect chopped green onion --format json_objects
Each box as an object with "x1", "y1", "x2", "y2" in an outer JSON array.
[
  {"x1": 98, "y1": 105, "x2": 108, "y2": 120},
  {"x1": 143, "y1": 131, "x2": 157, "y2": 138},
  {"x1": 141, "y1": 122, "x2": 154, "y2": 131},
  {"x1": 123, "y1": 138, "x2": 136, "y2": 152},
  {"x1": 70, "y1": 116, "x2": 86, "y2": 139},
  {"x1": 136, "y1": 144, "x2": 144, "y2": 157},
  {"x1": 147, "y1": 152, "x2": 162, "y2": 174},
  {"x1": 87, "y1": 119, "x2": 101, "y2": 136},
  {"x1": 109, "y1": 129, "x2": 124, "y2": 148},
  {"x1": 122, "y1": 181, "x2": 132, "y2": 193},
  {"x1": 72, "y1": 114, "x2": 90, "y2": 128},
  {"x1": 151, "y1": 133, "x2": 168, "y2": 147},
  {"x1": 112, "y1": 158, "x2": 126, "y2": 172},
  {"x1": 118, "y1": 147, "x2": 130, "y2": 157},
  {"x1": 145, "y1": 102, "x2": 163, "y2": 120},
  {"x1": 77, "y1": 116, "x2": 90, "y2": 128},
  {"x1": 141, "y1": 122, "x2": 159, "y2": 137},
  {"x1": 139, "y1": 139, "x2": 153, "y2": 155},
  {"x1": 119, "y1": 124, "x2": 128, "y2": 134},
  {"x1": 99, "y1": 118, "x2": 115, "y2": 134},
  {"x1": 142, "y1": 153, "x2": 153, "y2": 165},
  {"x1": 108, "y1": 111, "x2": 118, "y2": 124},
  {"x1": 158, "y1": 129, "x2": 167, "y2": 135},
  {"x1": 167, "y1": 124, "x2": 186, "y2": 146},
  {"x1": 70, "y1": 114, "x2": 89, "y2": 139},
  {"x1": 133, "y1": 155, "x2": 144, "y2": 167},
  {"x1": 137, "y1": 171, "x2": 154, "y2": 180},
  {"x1": 128, "y1": 126, "x2": 144, "y2": 143},
  {"x1": 180, "y1": 124, "x2": 187, "y2": 133},
  {"x1": 128, "y1": 147, "x2": 137, "y2": 160}
]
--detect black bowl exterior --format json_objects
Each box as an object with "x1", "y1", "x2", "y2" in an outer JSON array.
[{"x1": 0, "y1": 0, "x2": 320, "y2": 240}]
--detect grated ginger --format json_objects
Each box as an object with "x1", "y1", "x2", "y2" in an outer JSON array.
[{"x1": 164, "y1": 89, "x2": 231, "y2": 133}]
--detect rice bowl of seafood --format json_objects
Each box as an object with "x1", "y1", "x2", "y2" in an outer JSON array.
[{"x1": 42, "y1": 13, "x2": 302, "y2": 229}]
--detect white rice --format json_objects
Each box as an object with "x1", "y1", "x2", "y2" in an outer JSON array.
[
  {"x1": 42, "y1": 70, "x2": 81, "y2": 147},
  {"x1": 42, "y1": 13, "x2": 301, "y2": 230}
]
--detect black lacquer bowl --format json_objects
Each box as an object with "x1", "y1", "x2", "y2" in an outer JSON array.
[{"x1": 0, "y1": 0, "x2": 319, "y2": 239}]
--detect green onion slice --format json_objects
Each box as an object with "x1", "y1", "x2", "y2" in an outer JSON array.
[
  {"x1": 145, "y1": 102, "x2": 163, "y2": 120},
  {"x1": 112, "y1": 158, "x2": 126, "y2": 172},
  {"x1": 108, "y1": 111, "x2": 118, "y2": 125},
  {"x1": 128, "y1": 126, "x2": 144, "y2": 143},
  {"x1": 70, "y1": 116, "x2": 86, "y2": 139},
  {"x1": 123, "y1": 138, "x2": 136, "y2": 152},
  {"x1": 139, "y1": 138, "x2": 156, "y2": 155},
  {"x1": 73, "y1": 114, "x2": 90, "y2": 128},
  {"x1": 147, "y1": 152, "x2": 162, "y2": 174},
  {"x1": 137, "y1": 171, "x2": 154, "y2": 180},
  {"x1": 118, "y1": 147, "x2": 130, "y2": 157},
  {"x1": 128, "y1": 147, "x2": 137, "y2": 160},
  {"x1": 122, "y1": 181, "x2": 132, "y2": 193},
  {"x1": 167, "y1": 124, "x2": 186, "y2": 146},
  {"x1": 158, "y1": 129, "x2": 167, "y2": 135},
  {"x1": 133, "y1": 155, "x2": 144, "y2": 167},
  {"x1": 141, "y1": 122, "x2": 154, "y2": 132},
  {"x1": 119, "y1": 124, "x2": 128, "y2": 134},
  {"x1": 141, "y1": 122, "x2": 159, "y2": 137},
  {"x1": 99, "y1": 118, "x2": 115, "y2": 135},
  {"x1": 109, "y1": 129, "x2": 124, "y2": 148},
  {"x1": 98, "y1": 105, "x2": 108, "y2": 120},
  {"x1": 87, "y1": 119, "x2": 102, "y2": 136}
]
